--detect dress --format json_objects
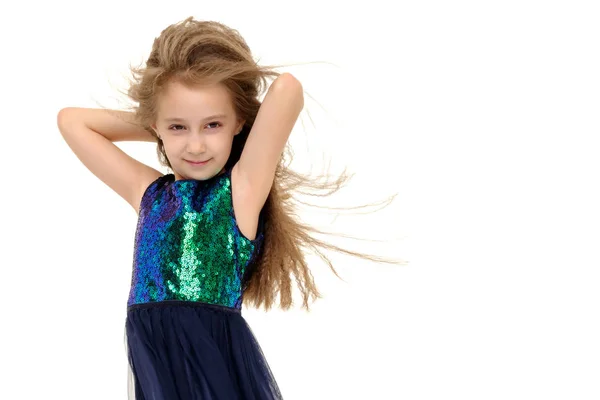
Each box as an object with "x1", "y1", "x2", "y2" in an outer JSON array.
[{"x1": 123, "y1": 166, "x2": 283, "y2": 400}]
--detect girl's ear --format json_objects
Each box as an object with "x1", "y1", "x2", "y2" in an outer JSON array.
[
  {"x1": 150, "y1": 123, "x2": 160, "y2": 138},
  {"x1": 235, "y1": 119, "x2": 246, "y2": 135}
]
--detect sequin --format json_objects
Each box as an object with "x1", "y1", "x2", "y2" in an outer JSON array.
[{"x1": 127, "y1": 167, "x2": 264, "y2": 310}]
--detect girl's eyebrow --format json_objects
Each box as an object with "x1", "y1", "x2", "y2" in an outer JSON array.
[{"x1": 165, "y1": 114, "x2": 227, "y2": 123}]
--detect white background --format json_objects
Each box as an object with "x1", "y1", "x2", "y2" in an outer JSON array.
[{"x1": 1, "y1": 1, "x2": 599, "y2": 399}]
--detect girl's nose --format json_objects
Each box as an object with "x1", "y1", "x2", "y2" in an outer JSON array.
[{"x1": 187, "y1": 133, "x2": 206, "y2": 153}]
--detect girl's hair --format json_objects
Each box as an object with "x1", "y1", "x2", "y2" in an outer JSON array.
[{"x1": 117, "y1": 17, "x2": 407, "y2": 311}]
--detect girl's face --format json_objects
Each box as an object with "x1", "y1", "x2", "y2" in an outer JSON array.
[{"x1": 151, "y1": 80, "x2": 245, "y2": 181}]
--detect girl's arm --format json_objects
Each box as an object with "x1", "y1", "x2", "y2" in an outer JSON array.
[
  {"x1": 234, "y1": 73, "x2": 304, "y2": 213},
  {"x1": 60, "y1": 108, "x2": 156, "y2": 142},
  {"x1": 57, "y1": 107, "x2": 163, "y2": 214}
]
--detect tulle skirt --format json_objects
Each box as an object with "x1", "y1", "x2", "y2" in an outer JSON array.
[{"x1": 124, "y1": 300, "x2": 283, "y2": 400}]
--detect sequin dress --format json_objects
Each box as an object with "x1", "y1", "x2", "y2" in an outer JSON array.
[{"x1": 123, "y1": 166, "x2": 283, "y2": 400}]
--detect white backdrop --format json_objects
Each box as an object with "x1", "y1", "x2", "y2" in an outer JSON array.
[{"x1": 1, "y1": 1, "x2": 599, "y2": 399}]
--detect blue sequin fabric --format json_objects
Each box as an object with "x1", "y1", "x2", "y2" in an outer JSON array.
[{"x1": 126, "y1": 167, "x2": 264, "y2": 310}]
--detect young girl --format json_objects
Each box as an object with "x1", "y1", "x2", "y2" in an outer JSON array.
[{"x1": 58, "y1": 17, "x2": 402, "y2": 400}]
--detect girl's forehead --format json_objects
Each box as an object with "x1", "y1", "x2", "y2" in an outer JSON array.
[{"x1": 157, "y1": 81, "x2": 235, "y2": 119}]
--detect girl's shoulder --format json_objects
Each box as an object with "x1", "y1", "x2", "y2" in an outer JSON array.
[{"x1": 136, "y1": 173, "x2": 170, "y2": 214}]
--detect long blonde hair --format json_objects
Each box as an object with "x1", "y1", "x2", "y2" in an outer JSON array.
[{"x1": 117, "y1": 17, "x2": 407, "y2": 311}]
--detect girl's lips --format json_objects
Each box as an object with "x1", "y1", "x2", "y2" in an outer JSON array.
[{"x1": 186, "y1": 159, "x2": 210, "y2": 166}]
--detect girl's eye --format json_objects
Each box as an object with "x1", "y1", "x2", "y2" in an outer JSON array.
[{"x1": 168, "y1": 122, "x2": 221, "y2": 130}]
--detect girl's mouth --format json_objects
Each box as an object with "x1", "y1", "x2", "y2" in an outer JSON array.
[{"x1": 186, "y1": 159, "x2": 211, "y2": 166}]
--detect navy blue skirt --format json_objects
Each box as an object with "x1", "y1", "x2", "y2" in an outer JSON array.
[{"x1": 124, "y1": 300, "x2": 283, "y2": 399}]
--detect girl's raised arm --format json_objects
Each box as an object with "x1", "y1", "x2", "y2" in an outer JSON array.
[
  {"x1": 57, "y1": 107, "x2": 163, "y2": 214},
  {"x1": 234, "y1": 73, "x2": 304, "y2": 214}
]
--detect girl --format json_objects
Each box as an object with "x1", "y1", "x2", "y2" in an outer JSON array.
[{"x1": 58, "y1": 17, "x2": 403, "y2": 400}]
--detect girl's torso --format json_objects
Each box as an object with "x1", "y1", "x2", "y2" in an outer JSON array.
[{"x1": 126, "y1": 167, "x2": 265, "y2": 310}]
